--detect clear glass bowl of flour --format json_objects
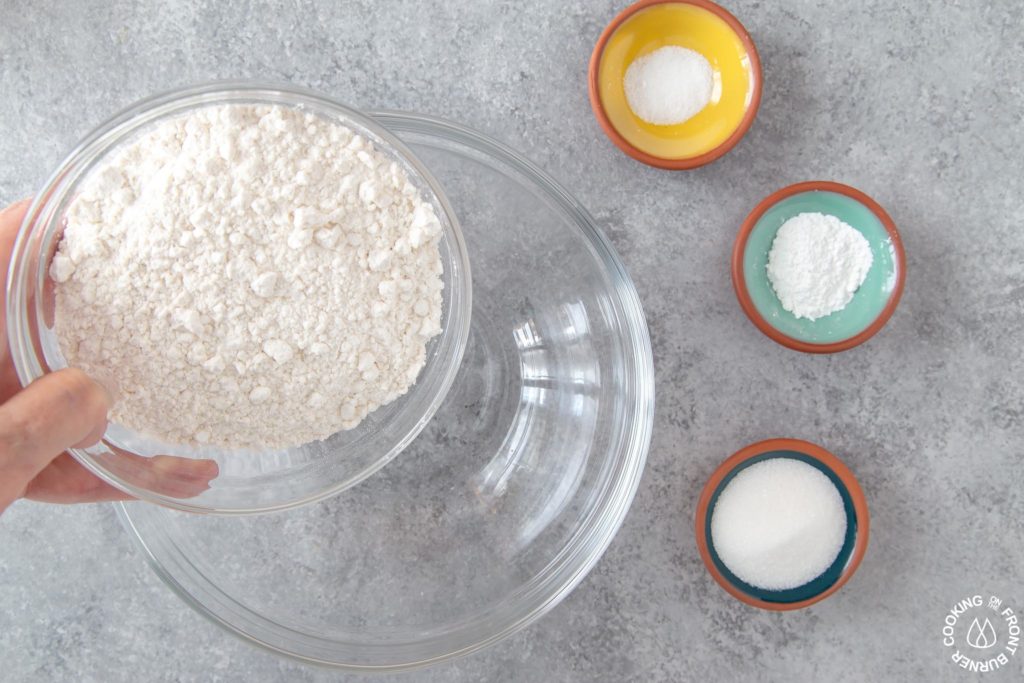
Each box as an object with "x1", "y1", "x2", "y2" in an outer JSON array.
[{"x1": 6, "y1": 83, "x2": 472, "y2": 514}]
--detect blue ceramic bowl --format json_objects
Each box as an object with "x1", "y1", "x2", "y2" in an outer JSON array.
[{"x1": 695, "y1": 438, "x2": 870, "y2": 610}]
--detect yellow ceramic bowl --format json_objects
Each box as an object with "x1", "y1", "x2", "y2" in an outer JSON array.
[{"x1": 589, "y1": 0, "x2": 762, "y2": 169}]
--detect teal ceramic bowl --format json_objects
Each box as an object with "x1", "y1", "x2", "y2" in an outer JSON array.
[{"x1": 732, "y1": 181, "x2": 905, "y2": 353}]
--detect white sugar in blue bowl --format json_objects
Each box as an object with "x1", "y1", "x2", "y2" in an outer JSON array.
[{"x1": 695, "y1": 438, "x2": 870, "y2": 610}]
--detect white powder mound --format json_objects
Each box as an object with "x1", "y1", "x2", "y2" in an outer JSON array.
[
  {"x1": 710, "y1": 458, "x2": 848, "y2": 592},
  {"x1": 51, "y1": 104, "x2": 445, "y2": 450},
  {"x1": 766, "y1": 212, "x2": 873, "y2": 321},
  {"x1": 623, "y1": 46, "x2": 714, "y2": 126}
]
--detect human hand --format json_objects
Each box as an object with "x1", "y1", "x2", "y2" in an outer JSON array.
[{"x1": 0, "y1": 199, "x2": 218, "y2": 513}]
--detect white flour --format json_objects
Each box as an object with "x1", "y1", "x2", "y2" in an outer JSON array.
[
  {"x1": 766, "y1": 212, "x2": 873, "y2": 321},
  {"x1": 623, "y1": 46, "x2": 713, "y2": 126},
  {"x1": 52, "y1": 104, "x2": 444, "y2": 449}
]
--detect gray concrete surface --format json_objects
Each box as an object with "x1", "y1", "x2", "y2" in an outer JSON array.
[{"x1": 2, "y1": 0, "x2": 1023, "y2": 680}]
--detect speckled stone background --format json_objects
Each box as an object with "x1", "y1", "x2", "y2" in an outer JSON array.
[{"x1": 2, "y1": 1, "x2": 1023, "y2": 681}]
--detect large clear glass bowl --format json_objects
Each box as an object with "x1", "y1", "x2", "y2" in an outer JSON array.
[
  {"x1": 116, "y1": 112, "x2": 654, "y2": 671},
  {"x1": 6, "y1": 83, "x2": 472, "y2": 514}
]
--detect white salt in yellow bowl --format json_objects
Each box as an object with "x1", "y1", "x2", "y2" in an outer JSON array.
[{"x1": 588, "y1": 0, "x2": 762, "y2": 169}]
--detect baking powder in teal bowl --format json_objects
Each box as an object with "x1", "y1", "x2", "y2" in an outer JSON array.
[{"x1": 732, "y1": 181, "x2": 906, "y2": 353}]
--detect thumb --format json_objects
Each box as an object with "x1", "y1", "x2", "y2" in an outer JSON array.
[{"x1": 0, "y1": 368, "x2": 110, "y2": 512}]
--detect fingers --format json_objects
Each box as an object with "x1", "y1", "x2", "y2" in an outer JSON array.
[
  {"x1": 24, "y1": 451, "x2": 218, "y2": 504},
  {"x1": 18, "y1": 429, "x2": 220, "y2": 505},
  {"x1": 0, "y1": 198, "x2": 31, "y2": 271},
  {"x1": 0, "y1": 368, "x2": 110, "y2": 511},
  {"x1": 20, "y1": 452, "x2": 133, "y2": 504},
  {"x1": 111, "y1": 448, "x2": 220, "y2": 499},
  {"x1": 0, "y1": 197, "x2": 31, "y2": 228},
  {"x1": 73, "y1": 414, "x2": 108, "y2": 449},
  {"x1": 1, "y1": 199, "x2": 33, "y2": 372},
  {"x1": 143, "y1": 455, "x2": 219, "y2": 499}
]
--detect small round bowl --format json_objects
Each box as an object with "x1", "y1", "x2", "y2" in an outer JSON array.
[
  {"x1": 6, "y1": 82, "x2": 472, "y2": 514},
  {"x1": 732, "y1": 181, "x2": 906, "y2": 353},
  {"x1": 588, "y1": 0, "x2": 762, "y2": 170},
  {"x1": 695, "y1": 438, "x2": 869, "y2": 611}
]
